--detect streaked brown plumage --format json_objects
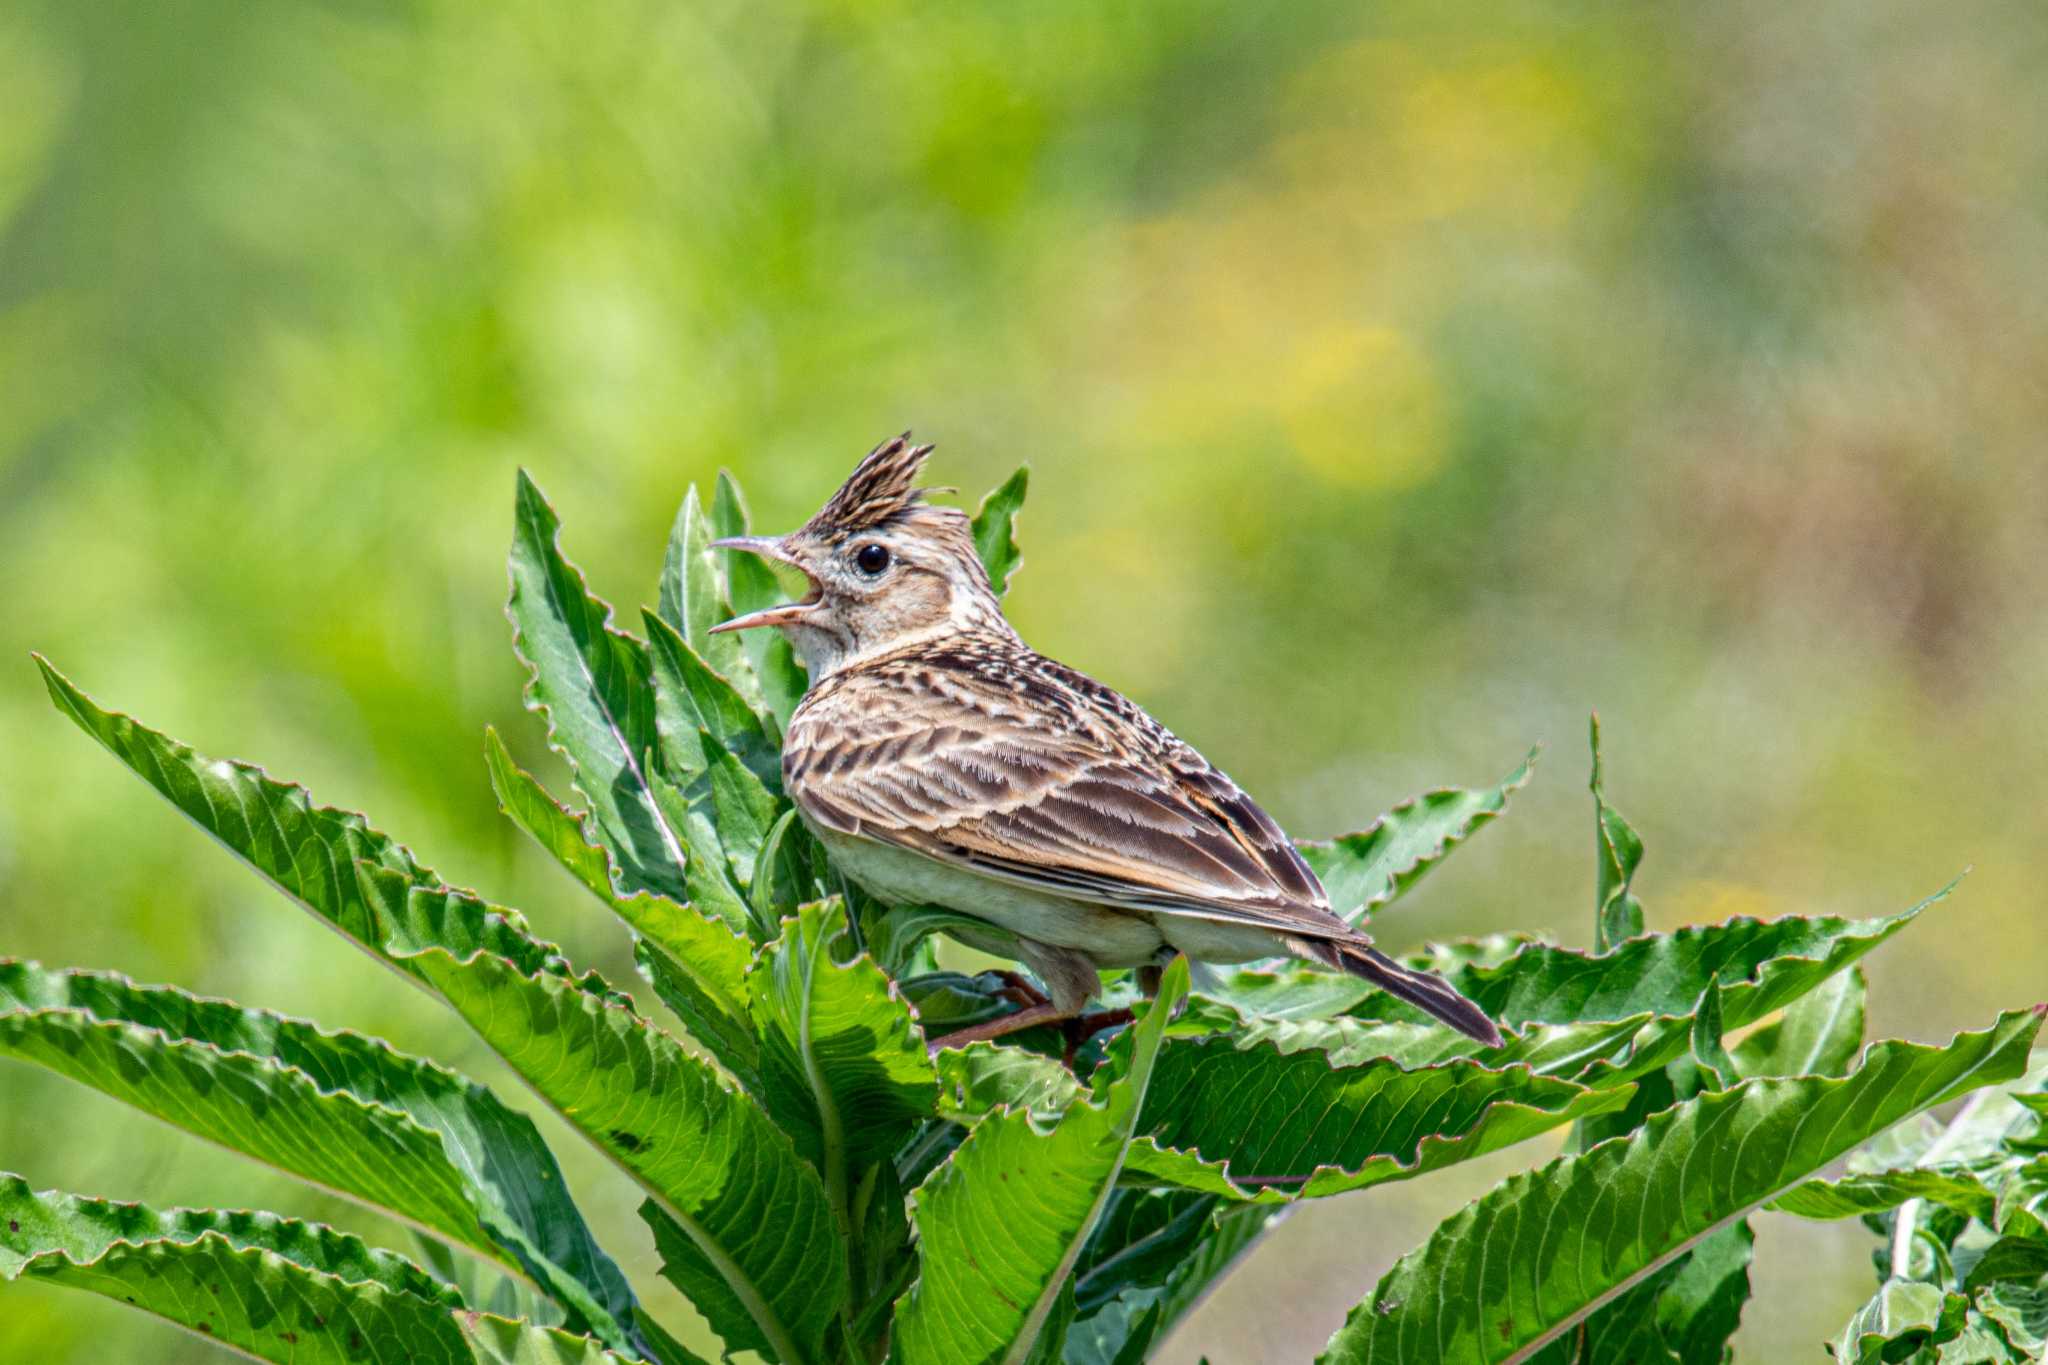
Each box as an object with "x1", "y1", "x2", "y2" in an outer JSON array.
[{"x1": 712, "y1": 435, "x2": 1502, "y2": 1051}]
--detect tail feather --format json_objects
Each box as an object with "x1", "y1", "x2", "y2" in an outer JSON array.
[{"x1": 1290, "y1": 937, "x2": 1503, "y2": 1048}]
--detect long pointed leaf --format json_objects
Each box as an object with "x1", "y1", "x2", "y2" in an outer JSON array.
[
  {"x1": 1, "y1": 1176, "x2": 628, "y2": 1364},
  {"x1": 1124, "y1": 1041, "x2": 1634, "y2": 1199},
  {"x1": 1298, "y1": 751, "x2": 1537, "y2": 924},
  {"x1": 1318, "y1": 1008, "x2": 2045, "y2": 1364},
  {"x1": 894, "y1": 959, "x2": 1191, "y2": 1365},
  {"x1": 508, "y1": 470, "x2": 688, "y2": 900},
  {"x1": 711, "y1": 471, "x2": 806, "y2": 726},
  {"x1": 483, "y1": 729, "x2": 759, "y2": 1085},
  {"x1": 0, "y1": 961, "x2": 643, "y2": 1351},
  {"x1": 643, "y1": 609, "x2": 780, "y2": 788},
  {"x1": 657, "y1": 483, "x2": 750, "y2": 689},
  {"x1": 359, "y1": 870, "x2": 846, "y2": 1365}
]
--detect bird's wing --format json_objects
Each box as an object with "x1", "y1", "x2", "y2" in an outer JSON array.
[{"x1": 785, "y1": 644, "x2": 1361, "y2": 944}]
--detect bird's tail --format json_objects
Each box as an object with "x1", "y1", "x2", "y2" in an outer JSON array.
[{"x1": 1288, "y1": 937, "x2": 1503, "y2": 1048}]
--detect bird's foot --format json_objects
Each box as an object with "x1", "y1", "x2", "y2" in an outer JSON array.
[{"x1": 990, "y1": 970, "x2": 1051, "y2": 1010}]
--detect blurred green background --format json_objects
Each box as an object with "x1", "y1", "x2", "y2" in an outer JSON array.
[{"x1": 4, "y1": 0, "x2": 2045, "y2": 1359}]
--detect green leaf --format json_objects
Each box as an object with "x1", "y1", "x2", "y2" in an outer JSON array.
[
  {"x1": 702, "y1": 729, "x2": 781, "y2": 890},
  {"x1": 1123, "y1": 1039, "x2": 1635, "y2": 1200},
  {"x1": 1, "y1": 1176, "x2": 627, "y2": 1364},
  {"x1": 508, "y1": 471, "x2": 688, "y2": 901},
  {"x1": 1522, "y1": 1221, "x2": 1754, "y2": 1365},
  {"x1": 1736, "y1": 967, "x2": 1867, "y2": 1079},
  {"x1": 1689, "y1": 981, "x2": 1742, "y2": 1090},
  {"x1": 38, "y1": 656, "x2": 460, "y2": 979},
  {"x1": 1, "y1": 1172, "x2": 460, "y2": 1305},
  {"x1": 934, "y1": 1042, "x2": 1084, "y2": 1124},
  {"x1": 1066, "y1": 1198, "x2": 1281, "y2": 1365},
  {"x1": 643, "y1": 610, "x2": 780, "y2": 788},
  {"x1": 1832, "y1": 1278, "x2": 1970, "y2": 1363},
  {"x1": 0, "y1": 962, "x2": 643, "y2": 1351},
  {"x1": 1172, "y1": 996, "x2": 1659, "y2": 1084},
  {"x1": 1297, "y1": 750, "x2": 1537, "y2": 924},
  {"x1": 356, "y1": 870, "x2": 846, "y2": 1365},
  {"x1": 649, "y1": 772, "x2": 758, "y2": 940},
  {"x1": 1772, "y1": 1168, "x2": 2002, "y2": 1224},
  {"x1": 747, "y1": 900, "x2": 936, "y2": 1189},
  {"x1": 969, "y1": 465, "x2": 1029, "y2": 597},
  {"x1": 657, "y1": 483, "x2": 750, "y2": 690},
  {"x1": 894, "y1": 959, "x2": 1191, "y2": 1365},
  {"x1": 712, "y1": 470, "x2": 807, "y2": 726},
  {"x1": 873, "y1": 905, "x2": 1020, "y2": 980},
  {"x1": 1963, "y1": 1237, "x2": 2048, "y2": 1293},
  {"x1": 1589, "y1": 714, "x2": 1645, "y2": 951},
  {"x1": 484, "y1": 729, "x2": 760, "y2": 1087},
  {"x1": 1353, "y1": 890, "x2": 1950, "y2": 1041},
  {"x1": 750, "y1": 810, "x2": 822, "y2": 926},
  {"x1": 1318, "y1": 1008, "x2": 2044, "y2": 1365}
]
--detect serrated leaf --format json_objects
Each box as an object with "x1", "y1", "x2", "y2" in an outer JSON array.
[
  {"x1": 749, "y1": 810, "x2": 821, "y2": 925},
  {"x1": 934, "y1": 1041, "x2": 1085, "y2": 1123},
  {"x1": 712, "y1": 470, "x2": 807, "y2": 726},
  {"x1": 702, "y1": 729, "x2": 780, "y2": 890},
  {"x1": 0, "y1": 962, "x2": 644, "y2": 1351},
  {"x1": 1832, "y1": 1278, "x2": 1970, "y2": 1363},
  {"x1": 747, "y1": 900, "x2": 936, "y2": 1183},
  {"x1": 657, "y1": 484, "x2": 751, "y2": 690},
  {"x1": 1773, "y1": 1169, "x2": 2002, "y2": 1224},
  {"x1": 38, "y1": 656, "x2": 460, "y2": 977},
  {"x1": 508, "y1": 471, "x2": 688, "y2": 901},
  {"x1": 1122, "y1": 1039, "x2": 1635, "y2": 1200},
  {"x1": 35, "y1": 672, "x2": 834, "y2": 1365},
  {"x1": 1173, "y1": 996, "x2": 1658, "y2": 1083},
  {"x1": 1735, "y1": 966, "x2": 1867, "y2": 1079},
  {"x1": 1522, "y1": 1220, "x2": 1754, "y2": 1365},
  {"x1": 1066, "y1": 1199, "x2": 1282, "y2": 1365},
  {"x1": 357, "y1": 870, "x2": 847, "y2": 1365},
  {"x1": 649, "y1": 772, "x2": 758, "y2": 941},
  {"x1": 1298, "y1": 751, "x2": 1537, "y2": 924},
  {"x1": 1690, "y1": 981, "x2": 1741, "y2": 1090},
  {"x1": 1588, "y1": 714, "x2": 1645, "y2": 950},
  {"x1": 1353, "y1": 891, "x2": 1949, "y2": 1041},
  {"x1": 643, "y1": 610, "x2": 780, "y2": 788},
  {"x1": 970, "y1": 466, "x2": 1029, "y2": 597},
  {"x1": 1, "y1": 1176, "x2": 626, "y2": 1364},
  {"x1": 484, "y1": 729, "x2": 761, "y2": 1088},
  {"x1": 1318, "y1": 1009, "x2": 2044, "y2": 1365},
  {"x1": 893, "y1": 959, "x2": 1191, "y2": 1365}
]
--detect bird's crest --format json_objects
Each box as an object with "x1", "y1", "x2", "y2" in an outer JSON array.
[{"x1": 806, "y1": 433, "x2": 942, "y2": 538}]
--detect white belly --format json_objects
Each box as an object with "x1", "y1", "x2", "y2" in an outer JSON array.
[{"x1": 811, "y1": 825, "x2": 1165, "y2": 967}]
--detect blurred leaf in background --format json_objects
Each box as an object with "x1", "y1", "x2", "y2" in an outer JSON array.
[{"x1": 2, "y1": 0, "x2": 2044, "y2": 1359}]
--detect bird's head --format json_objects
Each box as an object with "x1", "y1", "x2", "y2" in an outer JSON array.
[{"x1": 710, "y1": 433, "x2": 1012, "y2": 679}]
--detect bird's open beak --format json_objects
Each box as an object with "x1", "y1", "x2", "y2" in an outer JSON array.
[{"x1": 707, "y1": 536, "x2": 822, "y2": 634}]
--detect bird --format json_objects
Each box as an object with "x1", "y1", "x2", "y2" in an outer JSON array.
[{"x1": 709, "y1": 434, "x2": 1503, "y2": 1053}]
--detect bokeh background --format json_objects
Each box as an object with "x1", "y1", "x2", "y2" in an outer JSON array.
[{"x1": 4, "y1": 0, "x2": 2046, "y2": 1359}]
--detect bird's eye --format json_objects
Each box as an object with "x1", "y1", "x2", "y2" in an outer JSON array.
[{"x1": 855, "y1": 543, "x2": 890, "y2": 575}]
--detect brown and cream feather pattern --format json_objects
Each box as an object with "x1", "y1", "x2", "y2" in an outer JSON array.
[{"x1": 784, "y1": 633, "x2": 1351, "y2": 938}]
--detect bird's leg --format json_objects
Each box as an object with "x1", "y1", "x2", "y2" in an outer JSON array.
[
  {"x1": 990, "y1": 970, "x2": 1051, "y2": 1010},
  {"x1": 1061, "y1": 1008, "x2": 1135, "y2": 1066},
  {"x1": 926, "y1": 1001, "x2": 1074, "y2": 1054}
]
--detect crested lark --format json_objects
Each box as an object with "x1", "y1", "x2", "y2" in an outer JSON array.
[{"x1": 712, "y1": 435, "x2": 1503, "y2": 1052}]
